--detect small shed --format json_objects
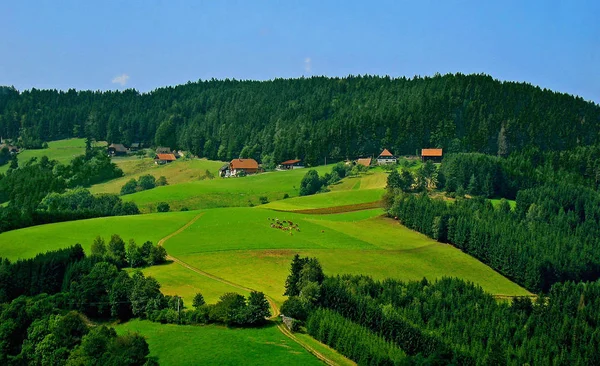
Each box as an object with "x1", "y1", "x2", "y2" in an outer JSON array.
[
  {"x1": 130, "y1": 142, "x2": 142, "y2": 151},
  {"x1": 357, "y1": 157, "x2": 372, "y2": 167},
  {"x1": 230, "y1": 158, "x2": 259, "y2": 176},
  {"x1": 155, "y1": 153, "x2": 177, "y2": 164},
  {"x1": 421, "y1": 148, "x2": 443, "y2": 163},
  {"x1": 108, "y1": 143, "x2": 128, "y2": 156},
  {"x1": 279, "y1": 159, "x2": 304, "y2": 170},
  {"x1": 376, "y1": 149, "x2": 397, "y2": 165}
]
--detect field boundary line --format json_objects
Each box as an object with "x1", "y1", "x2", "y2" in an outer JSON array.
[
  {"x1": 157, "y1": 213, "x2": 342, "y2": 366},
  {"x1": 269, "y1": 200, "x2": 382, "y2": 215}
]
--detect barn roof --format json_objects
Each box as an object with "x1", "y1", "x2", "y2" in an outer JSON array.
[
  {"x1": 357, "y1": 158, "x2": 372, "y2": 167},
  {"x1": 230, "y1": 158, "x2": 259, "y2": 169},
  {"x1": 281, "y1": 159, "x2": 301, "y2": 165},
  {"x1": 109, "y1": 143, "x2": 128, "y2": 152},
  {"x1": 155, "y1": 153, "x2": 177, "y2": 161},
  {"x1": 421, "y1": 148, "x2": 443, "y2": 157},
  {"x1": 378, "y1": 149, "x2": 394, "y2": 157}
]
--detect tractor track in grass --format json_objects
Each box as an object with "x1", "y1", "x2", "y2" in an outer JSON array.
[{"x1": 158, "y1": 212, "x2": 341, "y2": 366}]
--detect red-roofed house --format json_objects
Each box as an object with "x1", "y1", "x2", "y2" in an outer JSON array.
[
  {"x1": 278, "y1": 159, "x2": 304, "y2": 170},
  {"x1": 376, "y1": 149, "x2": 397, "y2": 165},
  {"x1": 230, "y1": 158, "x2": 259, "y2": 176},
  {"x1": 421, "y1": 148, "x2": 443, "y2": 163},
  {"x1": 154, "y1": 153, "x2": 177, "y2": 164}
]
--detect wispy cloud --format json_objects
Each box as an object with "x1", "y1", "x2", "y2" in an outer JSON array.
[
  {"x1": 304, "y1": 57, "x2": 312, "y2": 74},
  {"x1": 111, "y1": 73, "x2": 130, "y2": 86}
]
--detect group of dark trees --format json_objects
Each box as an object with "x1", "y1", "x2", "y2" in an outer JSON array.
[
  {"x1": 0, "y1": 245, "x2": 155, "y2": 365},
  {"x1": 2, "y1": 73, "x2": 598, "y2": 165},
  {"x1": 0, "y1": 148, "x2": 134, "y2": 234},
  {"x1": 0, "y1": 239, "x2": 273, "y2": 364},
  {"x1": 281, "y1": 257, "x2": 600, "y2": 365},
  {"x1": 121, "y1": 175, "x2": 168, "y2": 195},
  {"x1": 299, "y1": 163, "x2": 355, "y2": 196}
]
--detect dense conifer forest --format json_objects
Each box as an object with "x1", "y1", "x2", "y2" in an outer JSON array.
[{"x1": 1, "y1": 73, "x2": 599, "y2": 164}]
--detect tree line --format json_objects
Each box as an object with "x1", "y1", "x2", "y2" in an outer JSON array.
[{"x1": 1, "y1": 73, "x2": 599, "y2": 165}]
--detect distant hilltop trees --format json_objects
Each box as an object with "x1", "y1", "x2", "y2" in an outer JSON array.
[{"x1": 0, "y1": 74, "x2": 598, "y2": 165}]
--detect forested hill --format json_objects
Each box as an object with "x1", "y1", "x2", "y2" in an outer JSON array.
[{"x1": 1, "y1": 73, "x2": 599, "y2": 164}]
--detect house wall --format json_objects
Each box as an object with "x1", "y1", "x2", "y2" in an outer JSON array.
[{"x1": 377, "y1": 158, "x2": 397, "y2": 165}]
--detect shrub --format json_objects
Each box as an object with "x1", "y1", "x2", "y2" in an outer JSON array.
[
  {"x1": 156, "y1": 202, "x2": 170, "y2": 212},
  {"x1": 120, "y1": 179, "x2": 138, "y2": 195},
  {"x1": 259, "y1": 196, "x2": 269, "y2": 204},
  {"x1": 156, "y1": 176, "x2": 168, "y2": 186},
  {"x1": 137, "y1": 175, "x2": 156, "y2": 190}
]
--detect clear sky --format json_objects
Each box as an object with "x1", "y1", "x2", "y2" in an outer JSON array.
[{"x1": 1, "y1": 0, "x2": 598, "y2": 102}]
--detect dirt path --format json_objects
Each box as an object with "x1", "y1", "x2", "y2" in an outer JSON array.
[{"x1": 157, "y1": 213, "x2": 341, "y2": 366}]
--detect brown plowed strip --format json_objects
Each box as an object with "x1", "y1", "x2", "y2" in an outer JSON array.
[
  {"x1": 273, "y1": 201, "x2": 382, "y2": 215},
  {"x1": 158, "y1": 213, "x2": 341, "y2": 365}
]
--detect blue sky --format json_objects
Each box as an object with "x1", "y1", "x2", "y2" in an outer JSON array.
[{"x1": 1, "y1": 0, "x2": 598, "y2": 102}]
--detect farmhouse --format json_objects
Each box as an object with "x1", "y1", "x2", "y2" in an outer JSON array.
[
  {"x1": 0, "y1": 144, "x2": 19, "y2": 154},
  {"x1": 129, "y1": 142, "x2": 142, "y2": 151},
  {"x1": 154, "y1": 153, "x2": 177, "y2": 164},
  {"x1": 376, "y1": 149, "x2": 397, "y2": 165},
  {"x1": 278, "y1": 159, "x2": 304, "y2": 170},
  {"x1": 108, "y1": 143, "x2": 128, "y2": 156},
  {"x1": 357, "y1": 157, "x2": 372, "y2": 167},
  {"x1": 230, "y1": 158, "x2": 259, "y2": 176},
  {"x1": 421, "y1": 148, "x2": 443, "y2": 163}
]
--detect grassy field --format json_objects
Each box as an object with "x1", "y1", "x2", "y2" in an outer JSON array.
[
  {"x1": 90, "y1": 158, "x2": 226, "y2": 195},
  {"x1": 0, "y1": 210, "x2": 200, "y2": 260},
  {"x1": 120, "y1": 165, "x2": 332, "y2": 212},
  {"x1": 262, "y1": 188, "x2": 384, "y2": 211},
  {"x1": 162, "y1": 207, "x2": 530, "y2": 303},
  {"x1": 140, "y1": 262, "x2": 250, "y2": 305},
  {"x1": 0, "y1": 138, "x2": 107, "y2": 174},
  {"x1": 114, "y1": 320, "x2": 322, "y2": 366}
]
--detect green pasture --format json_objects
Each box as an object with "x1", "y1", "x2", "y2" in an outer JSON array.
[
  {"x1": 0, "y1": 138, "x2": 106, "y2": 174},
  {"x1": 140, "y1": 262, "x2": 250, "y2": 305},
  {"x1": 0, "y1": 210, "x2": 200, "y2": 260},
  {"x1": 114, "y1": 320, "x2": 321, "y2": 366},
  {"x1": 90, "y1": 158, "x2": 226, "y2": 195},
  {"x1": 121, "y1": 165, "x2": 332, "y2": 212},
  {"x1": 162, "y1": 207, "x2": 530, "y2": 303},
  {"x1": 262, "y1": 188, "x2": 384, "y2": 211}
]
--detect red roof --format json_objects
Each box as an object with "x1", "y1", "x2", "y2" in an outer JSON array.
[
  {"x1": 281, "y1": 159, "x2": 301, "y2": 165},
  {"x1": 421, "y1": 148, "x2": 443, "y2": 157},
  {"x1": 379, "y1": 149, "x2": 394, "y2": 157},
  {"x1": 155, "y1": 153, "x2": 177, "y2": 161},
  {"x1": 230, "y1": 159, "x2": 259, "y2": 170},
  {"x1": 357, "y1": 158, "x2": 372, "y2": 167}
]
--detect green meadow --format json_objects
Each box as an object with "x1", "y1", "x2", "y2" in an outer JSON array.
[
  {"x1": 140, "y1": 262, "x2": 250, "y2": 305},
  {"x1": 0, "y1": 210, "x2": 200, "y2": 260},
  {"x1": 90, "y1": 158, "x2": 226, "y2": 195},
  {"x1": 120, "y1": 165, "x2": 332, "y2": 212},
  {"x1": 0, "y1": 138, "x2": 106, "y2": 174},
  {"x1": 114, "y1": 320, "x2": 322, "y2": 366},
  {"x1": 162, "y1": 207, "x2": 530, "y2": 303}
]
